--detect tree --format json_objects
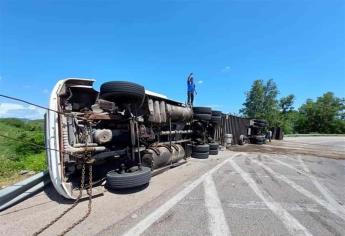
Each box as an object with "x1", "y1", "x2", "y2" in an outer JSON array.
[
  {"x1": 240, "y1": 79, "x2": 279, "y2": 126},
  {"x1": 296, "y1": 92, "x2": 345, "y2": 134},
  {"x1": 279, "y1": 95, "x2": 295, "y2": 114},
  {"x1": 240, "y1": 80, "x2": 345, "y2": 134},
  {"x1": 240, "y1": 80, "x2": 265, "y2": 119},
  {"x1": 263, "y1": 79, "x2": 279, "y2": 126}
]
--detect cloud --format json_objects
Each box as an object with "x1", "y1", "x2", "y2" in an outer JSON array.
[
  {"x1": 221, "y1": 66, "x2": 231, "y2": 72},
  {"x1": 0, "y1": 102, "x2": 46, "y2": 119},
  {"x1": 197, "y1": 80, "x2": 203, "y2": 84}
]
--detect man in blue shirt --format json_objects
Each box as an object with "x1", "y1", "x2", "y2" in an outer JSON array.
[{"x1": 187, "y1": 73, "x2": 197, "y2": 106}]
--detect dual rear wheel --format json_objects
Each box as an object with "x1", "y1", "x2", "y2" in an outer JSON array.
[{"x1": 191, "y1": 143, "x2": 219, "y2": 159}]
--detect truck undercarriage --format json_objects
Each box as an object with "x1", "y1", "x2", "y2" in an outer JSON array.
[{"x1": 46, "y1": 78, "x2": 223, "y2": 199}]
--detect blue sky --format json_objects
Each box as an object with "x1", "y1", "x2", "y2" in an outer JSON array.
[{"x1": 0, "y1": 0, "x2": 344, "y2": 119}]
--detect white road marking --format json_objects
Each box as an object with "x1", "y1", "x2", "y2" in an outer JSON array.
[
  {"x1": 228, "y1": 158, "x2": 312, "y2": 236},
  {"x1": 297, "y1": 156, "x2": 345, "y2": 213},
  {"x1": 224, "y1": 201, "x2": 320, "y2": 213},
  {"x1": 204, "y1": 175, "x2": 231, "y2": 236},
  {"x1": 271, "y1": 154, "x2": 301, "y2": 164},
  {"x1": 122, "y1": 153, "x2": 241, "y2": 236},
  {"x1": 269, "y1": 157, "x2": 340, "y2": 185},
  {"x1": 180, "y1": 199, "x2": 320, "y2": 213},
  {"x1": 251, "y1": 158, "x2": 345, "y2": 222},
  {"x1": 269, "y1": 157, "x2": 310, "y2": 176},
  {"x1": 218, "y1": 171, "x2": 306, "y2": 181}
]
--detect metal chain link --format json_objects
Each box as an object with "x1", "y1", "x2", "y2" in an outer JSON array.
[
  {"x1": 33, "y1": 127, "x2": 93, "y2": 236},
  {"x1": 57, "y1": 164, "x2": 93, "y2": 236}
]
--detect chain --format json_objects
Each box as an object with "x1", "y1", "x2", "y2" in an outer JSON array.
[
  {"x1": 57, "y1": 163, "x2": 93, "y2": 236},
  {"x1": 33, "y1": 127, "x2": 94, "y2": 236},
  {"x1": 0, "y1": 90, "x2": 95, "y2": 236}
]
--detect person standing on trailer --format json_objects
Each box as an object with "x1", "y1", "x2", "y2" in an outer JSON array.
[{"x1": 187, "y1": 73, "x2": 197, "y2": 106}]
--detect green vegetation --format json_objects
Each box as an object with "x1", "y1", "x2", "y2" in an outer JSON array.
[
  {"x1": 240, "y1": 79, "x2": 345, "y2": 134},
  {"x1": 0, "y1": 118, "x2": 46, "y2": 186}
]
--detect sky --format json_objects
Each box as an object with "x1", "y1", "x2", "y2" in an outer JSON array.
[{"x1": 0, "y1": 0, "x2": 344, "y2": 119}]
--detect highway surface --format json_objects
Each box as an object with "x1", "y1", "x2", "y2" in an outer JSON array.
[{"x1": 1, "y1": 137, "x2": 344, "y2": 236}]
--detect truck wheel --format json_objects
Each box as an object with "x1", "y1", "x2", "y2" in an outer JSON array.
[
  {"x1": 253, "y1": 119, "x2": 267, "y2": 125},
  {"x1": 191, "y1": 152, "x2": 209, "y2": 159},
  {"x1": 192, "y1": 144, "x2": 210, "y2": 152},
  {"x1": 106, "y1": 166, "x2": 151, "y2": 189},
  {"x1": 194, "y1": 113, "x2": 212, "y2": 121},
  {"x1": 100, "y1": 81, "x2": 145, "y2": 106},
  {"x1": 253, "y1": 122, "x2": 266, "y2": 127},
  {"x1": 209, "y1": 143, "x2": 219, "y2": 150},
  {"x1": 209, "y1": 149, "x2": 219, "y2": 155},
  {"x1": 193, "y1": 107, "x2": 212, "y2": 114},
  {"x1": 211, "y1": 110, "x2": 222, "y2": 116}
]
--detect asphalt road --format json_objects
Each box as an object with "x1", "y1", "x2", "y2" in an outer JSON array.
[
  {"x1": 1, "y1": 137, "x2": 345, "y2": 236},
  {"x1": 284, "y1": 136, "x2": 345, "y2": 149}
]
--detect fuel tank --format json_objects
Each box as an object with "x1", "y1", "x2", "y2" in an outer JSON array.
[{"x1": 142, "y1": 144, "x2": 185, "y2": 169}]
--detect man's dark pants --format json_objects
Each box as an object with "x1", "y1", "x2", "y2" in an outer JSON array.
[{"x1": 187, "y1": 92, "x2": 194, "y2": 105}]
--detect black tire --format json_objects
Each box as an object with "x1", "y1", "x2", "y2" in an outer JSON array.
[
  {"x1": 211, "y1": 110, "x2": 222, "y2": 116},
  {"x1": 106, "y1": 167, "x2": 151, "y2": 189},
  {"x1": 209, "y1": 143, "x2": 219, "y2": 150},
  {"x1": 191, "y1": 152, "x2": 209, "y2": 159},
  {"x1": 193, "y1": 107, "x2": 212, "y2": 114},
  {"x1": 211, "y1": 116, "x2": 221, "y2": 124},
  {"x1": 253, "y1": 119, "x2": 267, "y2": 124},
  {"x1": 194, "y1": 113, "x2": 212, "y2": 121},
  {"x1": 253, "y1": 122, "x2": 266, "y2": 127},
  {"x1": 209, "y1": 149, "x2": 218, "y2": 155},
  {"x1": 100, "y1": 81, "x2": 145, "y2": 106},
  {"x1": 192, "y1": 144, "x2": 210, "y2": 153}
]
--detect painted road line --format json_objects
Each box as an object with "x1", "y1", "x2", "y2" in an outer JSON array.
[
  {"x1": 268, "y1": 156, "x2": 339, "y2": 186},
  {"x1": 269, "y1": 157, "x2": 311, "y2": 178},
  {"x1": 122, "y1": 153, "x2": 241, "y2": 236},
  {"x1": 251, "y1": 157, "x2": 345, "y2": 222},
  {"x1": 216, "y1": 171, "x2": 306, "y2": 181},
  {"x1": 223, "y1": 201, "x2": 320, "y2": 213},
  {"x1": 267, "y1": 155, "x2": 345, "y2": 213},
  {"x1": 179, "y1": 199, "x2": 320, "y2": 213},
  {"x1": 297, "y1": 156, "x2": 345, "y2": 213},
  {"x1": 228, "y1": 158, "x2": 312, "y2": 236},
  {"x1": 204, "y1": 175, "x2": 231, "y2": 236}
]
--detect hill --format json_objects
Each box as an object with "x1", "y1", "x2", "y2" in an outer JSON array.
[{"x1": 0, "y1": 118, "x2": 46, "y2": 187}]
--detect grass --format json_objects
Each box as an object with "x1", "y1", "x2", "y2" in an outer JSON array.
[
  {"x1": 285, "y1": 133, "x2": 345, "y2": 137},
  {"x1": 0, "y1": 118, "x2": 46, "y2": 187}
]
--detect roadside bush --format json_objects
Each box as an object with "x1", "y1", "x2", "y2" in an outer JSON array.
[
  {"x1": 0, "y1": 119, "x2": 46, "y2": 185},
  {"x1": 14, "y1": 131, "x2": 45, "y2": 156}
]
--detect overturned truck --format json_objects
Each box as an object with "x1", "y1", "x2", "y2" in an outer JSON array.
[{"x1": 45, "y1": 78, "x2": 222, "y2": 199}]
